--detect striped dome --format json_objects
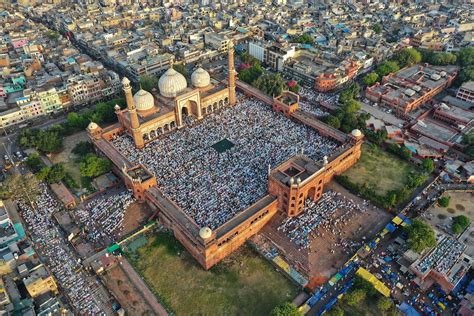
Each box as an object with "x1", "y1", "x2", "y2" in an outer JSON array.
[
  {"x1": 158, "y1": 67, "x2": 187, "y2": 98},
  {"x1": 191, "y1": 67, "x2": 210, "y2": 88},
  {"x1": 133, "y1": 89, "x2": 154, "y2": 111}
]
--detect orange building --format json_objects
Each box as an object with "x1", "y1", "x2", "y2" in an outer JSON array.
[{"x1": 315, "y1": 61, "x2": 360, "y2": 92}]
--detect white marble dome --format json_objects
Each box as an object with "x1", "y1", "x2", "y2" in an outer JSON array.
[
  {"x1": 199, "y1": 227, "x2": 212, "y2": 239},
  {"x1": 133, "y1": 89, "x2": 154, "y2": 111},
  {"x1": 87, "y1": 122, "x2": 98, "y2": 130},
  {"x1": 351, "y1": 129, "x2": 362, "y2": 138},
  {"x1": 191, "y1": 67, "x2": 211, "y2": 88},
  {"x1": 158, "y1": 67, "x2": 187, "y2": 98}
]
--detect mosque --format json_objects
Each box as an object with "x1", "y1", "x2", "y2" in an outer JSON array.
[
  {"x1": 88, "y1": 43, "x2": 364, "y2": 270},
  {"x1": 114, "y1": 44, "x2": 236, "y2": 148}
]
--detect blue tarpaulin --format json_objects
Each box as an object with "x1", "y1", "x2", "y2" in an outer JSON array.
[
  {"x1": 467, "y1": 279, "x2": 474, "y2": 294},
  {"x1": 399, "y1": 302, "x2": 421, "y2": 316},
  {"x1": 386, "y1": 223, "x2": 396, "y2": 232}
]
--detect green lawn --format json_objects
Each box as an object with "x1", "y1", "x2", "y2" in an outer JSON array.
[
  {"x1": 126, "y1": 233, "x2": 298, "y2": 316},
  {"x1": 343, "y1": 144, "x2": 419, "y2": 196}
]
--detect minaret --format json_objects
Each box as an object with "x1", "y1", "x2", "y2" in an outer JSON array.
[
  {"x1": 228, "y1": 41, "x2": 236, "y2": 106},
  {"x1": 122, "y1": 77, "x2": 143, "y2": 148},
  {"x1": 122, "y1": 77, "x2": 140, "y2": 129}
]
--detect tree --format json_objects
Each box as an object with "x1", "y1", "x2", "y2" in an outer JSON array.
[
  {"x1": 0, "y1": 173, "x2": 41, "y2": 206},
  {"x1": 67, "y1": 112, "x2": 89, "y2": 130},
  {"x1": 340, "y1": 113, "x2": 359, "y2": 133},
  {"x1": 253, "y1": 74, "x2": 285, "y2": 96},
  {"x1": 386, "y1": 191, "x2": 398, "y2": 208},
  {"x1": 377, "y1": 297, "x2": 393, "y2": 312},
  {"x1": 405, "y1": 219, "x2": 437, "y2": 253},
  {"x1": 325, "y1": 115, "x2": 341, "y2": 129},
  {"x1": 46, "y1": 31, "x2": 60, "y2": 40},
  {"x1": 438, "y1": 196, "x2": 450, "y2": 208},
  {"x1": 18, "y1": 128, "x2": 39, "y2": 149},
  {"x1": 395, "y1": 48, "x2": 422, "y2": 68},
  {"x1": 344, "y1": 289, "x2": 366, "y2": 306},
  {"x1": 431, "y1": 52, "x2": 457, "y2": 65},
  {"x1": 271, "y1": 302, "x2": 302, "y2": 316},
  {"x1": 25, "y1": 153, "x2": 45, "y2": 173},
  {"x1": 363, "y1": 72, "x2": 379, "y2": 86},
  {"x1": 72, "y1": 141, "x2": 94, "y2": 157},
  {"x1": 376, "y1": 61, "x2": 400, "y2": 77},
  {"x1": 139, "y1": 74, "x2": 158, "y2": 92},
  {"x1": 240, "y1": 52, "x2": 260, "y2": 66},
  {"x1": 420, "y1": 49, "x2": 456, "y2": 65},
  {"x1": 79, "y1": 154, "x2": 112, "y2": 178},
  {"x1": 456, "y1": 65, "x2": 474, "y2": 86},
  {"x1": 422, "y1": 158, "x2": 435, "y2": 173},
  {"x1": 238, "y1": 63, "x2": 263, "y2": 84},
  {"x1": 36, "y1": 130, "x2": 63, "y2": 154},
  {"x1": 406, "y1": 174, "x2": 426, "y2": 189},
  {"x1": 292, "y1": 33, "x2": 314, "y2": 45},
  {"x1": 95, "y1": 102, "x2": 117, "y2": 124},
  {"x1": 342, "y1": 99, "x2": 361, "y2": 114},
  {"x1": 452, "y1": 215, "x2": 470, "y2": 234},
  {"x1": 173, "y1": 64, "x2": 189, "y2": 79},
  {"x1": 457, "y1": 47, "x2": 474, "y2": 67},
  {"x1": 373, "y1": 24, "x2": 382, "y2": 34},
  {"x1": 46, "y1": 164, "x2": 67, "y2": 184},
  {"x1": 463, "y1": 131, "x2": 474, "y2": 145},
  {"x1": 36, "y1": 166, "x2": 51, "y2": 181}
]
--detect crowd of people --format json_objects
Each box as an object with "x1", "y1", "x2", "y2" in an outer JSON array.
[
  {"x1": 76, "y1": 191, "x2": 134, "y2": 246},
  {"x1": 112, "y1": 96, "x2": 339, "y2": 230},
  {"x1": 299, "y1": 87, "x2": 339, "y2": 114},
  {"x1": 298, "y1": 87, "x2": 331, "y2": 117},
  {"x1": 18, "y1": 184, "x2": 103, "y2": 314},
  {"x1": 278, "y1": 190, "x2": 367, "y2": 250}
]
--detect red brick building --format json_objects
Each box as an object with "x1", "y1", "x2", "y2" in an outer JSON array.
[{"x1": 365, "y1": 64, "x2": 458, "y2": 117}]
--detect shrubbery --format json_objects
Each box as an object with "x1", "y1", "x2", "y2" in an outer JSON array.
[{"x1": 452, "y1": 215, "x2": 470, "y2": 234}]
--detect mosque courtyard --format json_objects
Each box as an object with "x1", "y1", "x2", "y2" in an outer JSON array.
[{"x1": 111, "y1": 96, "x2": 339, "y2": 230}]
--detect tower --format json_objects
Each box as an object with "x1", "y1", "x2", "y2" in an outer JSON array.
[
  {"x1": 122, "y1": 77, "x2": 144, "y2": 148},
  {"x1": 228, "y1": 42, "x2": 237, "y2": 106}
]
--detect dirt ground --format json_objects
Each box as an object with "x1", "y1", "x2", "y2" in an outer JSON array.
[
  {"x1": 118, "y1": 201, "x2": 154, "y2": 238},
  {"x1": 260, "y1": 182, "x2": 392, "y2": 285},
  {"x1": 49, "y1": 131, "x2": 89, "y2": 188},
  {"x1": 422, "y1": 191, "x2": 474, "y2": 257},
  {"x1": 102, "y1": 263, "x2": 154, "y2": 315}
]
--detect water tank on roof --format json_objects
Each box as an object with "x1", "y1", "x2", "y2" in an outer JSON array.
[
  {"x1": 418, "y1": 121, "x2": 427, "y2": 128},
  {"x1": 440, "y1": 103, "x2": 450, "y2": 110},
  {"x1": 440, "y1": 71, "x2": 447, "y2": 77},
  {"x1": 431, "y1": 73, "x2": 441, "y2": 81},
  {"x1": 404, "y1": 89, "x2": 415, "y2": 97},
  {"x1": 413, "y1": 85, "x2": 421, "y2": 92}
]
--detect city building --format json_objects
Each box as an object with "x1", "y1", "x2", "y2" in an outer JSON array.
[
  {"x1": 366, "y1": 64, "x2": 458, "y2": 117},
  {"x1": 410, "y1": 234, "x2": 472, "y2": 293},
  {"x1": 456, "y1": 81, "x2": 474, "y2": 104},
  {"x1": 23, "y1": 266, "x2": 58, "y2": 299}
]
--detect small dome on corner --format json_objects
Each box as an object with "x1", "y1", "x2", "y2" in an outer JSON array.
[
  {"x1": 351, "y1": 129, "x2": 362, "y2": 138},
  {"x1": 88, "y1": 122, "x2": 98, "y2": 130},
  {"x1": 199, "y1": 227, "x2": 212, "y2": 239}
]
